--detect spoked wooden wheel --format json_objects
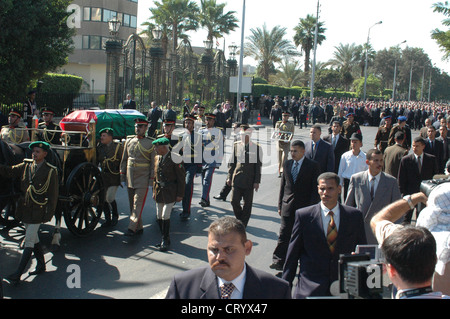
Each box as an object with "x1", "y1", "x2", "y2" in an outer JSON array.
[{"x1": 63, "y1": 162, "x2": 105, "y2": 237}]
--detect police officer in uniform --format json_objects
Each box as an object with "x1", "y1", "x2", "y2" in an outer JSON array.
[
  {"x1": 179, "y1": 115, "x2": 202, "y2": 220},
  {"x1": 120, "y1": 118, "x2": 156, "y2": 236},
  {"x1": 97, "y1": 128, "x2": 123, "y2": 227},
  {"x1": 198, "y1": 113, "x2": 223, "y2": 207},
  {"x1": 36, "y1": 107, "x2": 61, "y2": 145},
  {"x1": 275, "y1": 111, "x2": 295, "y2": 177},
  {"x1": 374, "y1": 115, "x2": 392, "y2": 154},
  {"x1": 0, "y1": 141, "x2": 58, "y2": 284},
  {"x1": 388, "y1": 115, "x2": 412, "y2": 150},
  {"x1": 152, "y1": 137, "x2": 185, "y2": 251}
]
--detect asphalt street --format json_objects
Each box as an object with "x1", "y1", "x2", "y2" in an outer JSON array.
[{"x1": 0, "y1": 116, "x2": 419, "y2": 299}]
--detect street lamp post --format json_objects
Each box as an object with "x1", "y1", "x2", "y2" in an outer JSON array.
[
  {"x1": 202, "y1": 39, "x2": 214, "y2": 102},
  {"x1": 105, "y1": 18, "x2": 122, "y2": 109},
  {"x1": 392, "y1": 40, "x2": 406, "y2": 101},
  {"x1": 363, "y1": 21, "x2": 382, "y2": 101}
]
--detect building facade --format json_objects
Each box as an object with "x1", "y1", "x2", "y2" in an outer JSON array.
[{"x1": 59, "y1": 0, "x2": 138, "y2": 97}]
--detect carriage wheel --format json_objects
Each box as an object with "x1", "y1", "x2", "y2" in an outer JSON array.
[{"x1": 63, "y1": 162, "x2": 105, "y2": 237}]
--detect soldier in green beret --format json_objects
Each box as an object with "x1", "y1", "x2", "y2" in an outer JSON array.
[
  {"x1": 152, "y1": 137, "x2": 185, "y2": 251},
  {"x1": 97, "y1": 128, "x2": 123, "y2": 227},
  {"x1": 0, "y1": 141, "x2": 58, "y2": 284}
]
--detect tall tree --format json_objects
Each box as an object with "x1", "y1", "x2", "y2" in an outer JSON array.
[
  {"x1": 244, "y1": 24, "x2": 298, "y2": 81},
  {"x1": 0, "y1": 0, "x2": 74, "y2": 103},
  {"x1": 293, "y1": 14, "x2": 326, "y2": 74},
  {"x1": 198, "y1": 0, "x2": 239, "y2": 43},
  {"x1": 431, "y1": 1, "x2": 450, "y2": 60},
  {"x1": 150, "y1": 0, "x2": 199, "y2": 53},
  {"x1": 270, "y1": 58, "x2": 304, "y2": 87}
]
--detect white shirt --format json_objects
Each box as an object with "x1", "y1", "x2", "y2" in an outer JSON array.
[
  {"x1": 217, "y1": 264, "x2": 246, "y2": 299},
  {"x1": 338, "y1": 150, "x2": 368, "y2": 184},
  {"x1": 320, "y1": 201, "x2": 340, "y2": 236}
]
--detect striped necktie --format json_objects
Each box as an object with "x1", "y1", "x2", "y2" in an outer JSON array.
[
  {"x1": 327, "y1": 211, "x2": 338, "y2": 254},
  {"x1": 292, "y1": 161, "x2": 300, "y2": 182},
  {"x1": 220, "y1": 282, "x2": 235, "y2": 299}
]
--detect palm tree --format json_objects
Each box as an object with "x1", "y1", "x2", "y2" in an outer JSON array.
[
  {"x1": 270, "y1": 58, "x2": 304, "y2": 87},
  {"x1": 244, "y1": 24, "x2": 299, "y2": 81},
  {"x1": 150, "y1": 0, "x2": 199, "y2": 53},
  {"x1": 198, "y1": 0, "x2": 239, "y2": 44},
  {"x1": 431, "y1": 1, "x2": 450, "y2": 60},
  {"x1": 293, "y1": 14, "x2": 326, "y2": 74},
  {"x1": 326, "y1": 43, "x2": 360, "y2": 75}
]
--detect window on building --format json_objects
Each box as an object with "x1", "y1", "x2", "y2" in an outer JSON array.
[
  {"x1": 103, "y1": 9, "x2": 117, "y2": 23},
  {"x1": 91, "y1": 8, "x2": 102, "y2": 21},
  {"x1": 83, "y1": 7, "x2": 91, "y2": 21}
]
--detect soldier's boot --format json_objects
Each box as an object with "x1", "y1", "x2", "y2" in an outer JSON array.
[
  {"x1": 160, "y1": 219, "x2": 171, "y2": 252},
  {"x1": 101, "y1": 203, "x2": 112, "y2": 228},
  {"x1": 29, "y1": 243, "x2": 46, "y2": 276},
  {"x1": 6, "y1": 247, "x2": 33, "y2": 284},
  {"x1": 110, "y1": 201, "x2": 119, "y2": 226}
]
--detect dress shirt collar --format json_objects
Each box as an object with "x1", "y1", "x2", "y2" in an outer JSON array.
[
  {"x1": 320, "y1": 201, "x2": 340, "y2": 233},
  {"x1": 217, "y1": 263, "x2": 247, "y2": 299}
]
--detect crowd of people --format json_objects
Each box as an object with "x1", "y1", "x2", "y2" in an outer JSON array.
[{"x1": 0, "y1": 94, "x2": 449, "y2": 300}]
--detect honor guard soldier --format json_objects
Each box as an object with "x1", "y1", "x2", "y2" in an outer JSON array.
[
  {"x1": 152, "y1": 137, "x2": 185, "y2": 251},
  {"x1": 1, "y1": 108, "x2": 30, "y2": 145},
  {"x1": 275, "y1": 111, "x2": 295, "y2": 177},
  {"x1": 341, "y1": 113, "x2": 361, "y2": 142},
  {"x1": 120, "y1": 118, "x2": 156, "y2": 236},
  {"x1": 0, "y1": 141, "x2": 58, "y2": 284},
  {"x1": 97, "y1": 128, "x2": 124, "y2": 227},
  {"x1": 388, "y1": 115, "x2": 412, "y2": 150},
  {"x1": 36, "y1": 107, "x2": 61, "y2": 145},
  {"x1": 198, "y1": 113, "x2": 223, "y2": 207},
  {"x1": 157, "y1": 118, "x2": 179, "y2": 150},
  {"x1": 180, "y1": 115, "x2": 203, "y2": 219},
  {"x1": 194, "y1": 105, "x2": 206, "y2": 130}
]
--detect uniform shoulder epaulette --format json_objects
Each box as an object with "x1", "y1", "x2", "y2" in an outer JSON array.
[
  {"x1": 146, "y1": 136, "x2": 155, "y2": 141},
  {"x1": 1, "y1": 125, "x2": 9, "y2": 129},
  {"x1": 126, "y1": 135, "x2": 136, "y2": 139},
  {"x1": 24, "y1": 158, "x2": 34, "y2": 163},
  {"x1": 45, "y1": 161, "x2": 58, "y2": 170}
]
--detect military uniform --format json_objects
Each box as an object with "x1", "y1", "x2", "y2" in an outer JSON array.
[
  {"x1": 341, "y1": 114, "x2": 361, "y2": 141},
  {"x1": 0, "y1": 141, "x2": 58, "y2": 283},
  {"x1": 0, "y1": 123, "x2": 29, "y2": 144},
  {"x1": 120, "y1": 130, "x2": 156, "y2": 234},
  {"x1": 374, "y1": 125, "x2": 392, "y2": 154},
  {"x1": 198, "y1": 114, "x2": 223, "y2": 206},
  {"x1": 180, "y1": 116, "x2": 203, "y2": 219},
  {"x1": 275, "y1": 117, "x2": 294, "y2": 176},
  {"x1": 153, "y1": 137, "x2": 185, "y2": 251},
  {"x1": 97, "y1": 128, "x2": 124, "y2": 227},
  {"x1": 228, "y1": 136, "x2": 263, "y2": 227},
  {"x1": 388, "y1": 122, "x2": 412, "y2": 150}
]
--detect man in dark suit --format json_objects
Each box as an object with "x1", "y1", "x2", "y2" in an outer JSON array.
[
  {"x1": 270, "y1": 140, "x2": 321, "y2": 270},
  {"x1": 424, "y1": 125, "x2": 445, "y2": 173},
  {"x1": 398, "y1": 137, "x2": 439, "y2": 224},
  {"x1": 437, "y1": 125, "x2": 450, "y2": 165},
  {"x1": 147, "y1": 101, "x2": 162, "y2": 138},
  {"x1": 323, "y1": 121, "x2": 349, "y2": 174},
  {"x1": 166, "y1": 217, "x2": 291, "y2": 299},
  {"x1": 123, "y1": 94, "x2": 136, "y2": 109},
  {"x1": 305, "y1": 124, "x2": 335, "y2": 173},
  {"x1": 282, "y1": 172, "x2": 367, "y2": 298}
]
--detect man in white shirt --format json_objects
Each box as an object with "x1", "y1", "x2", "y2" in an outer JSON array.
[{"x1": 338, "y1": 133, "x2": 367, "y2": 201}]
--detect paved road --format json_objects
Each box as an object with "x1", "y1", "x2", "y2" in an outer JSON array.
[{"x1": 0, "y1": 117, "x2": 419, "y2": 299}]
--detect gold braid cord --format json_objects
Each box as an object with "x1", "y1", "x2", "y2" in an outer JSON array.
[
  {"x1": 25, "y1": 168, "x2": 54, "y2": 206},
  {"x1": 103, "y1": 143, "x2": 121, "y2": 175},
  {"x1": 136, "y1": 140, "x2": 154, "y2": 161},
  {"x1": 9, "y1": 129, "x2": 25, "y2": 144}
]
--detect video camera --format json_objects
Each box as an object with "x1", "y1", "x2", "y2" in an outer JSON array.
[
  {"x1": 420, "y1": 178, "x2": 450, "y2": 197},
  {"x1": 338, "y1": 249, "x2": 384, "y2": 299}
]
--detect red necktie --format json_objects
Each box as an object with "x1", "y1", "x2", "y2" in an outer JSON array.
[{"x1": 327, "y1": 211, "x2": 338, "y2": 254}]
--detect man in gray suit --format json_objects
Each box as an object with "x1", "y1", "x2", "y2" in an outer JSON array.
[{"x1": 345, "y1": 148, "x2": 402, "y2": 244}]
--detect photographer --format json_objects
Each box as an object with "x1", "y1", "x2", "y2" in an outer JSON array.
[{"x1": 370, "y1": 185, "x2": 450, "y2": 298}]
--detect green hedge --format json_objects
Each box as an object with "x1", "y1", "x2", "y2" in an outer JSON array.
[{"x1": 253, "y1": 84, "x2": 359, "y2": 100}]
